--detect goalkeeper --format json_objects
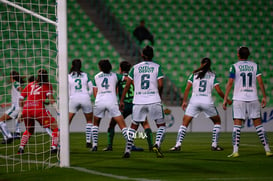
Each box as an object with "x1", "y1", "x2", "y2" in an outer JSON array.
[{"x1": 17, "y1": 69, "x2": 59, "y2": 154}]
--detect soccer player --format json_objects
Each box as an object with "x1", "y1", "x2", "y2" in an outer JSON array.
[
  {"x1": 223, "y1": 46, "x2": 273, "y2": 157},
  {"x1": 103, "y1": 61, "x2": 153, "y2": 152},
  {"x1": 120, "y1": 45, "x2": 165, "y2": 158},
  {"x1": 17, "y1": 69, "x2": 59, "y2": 154},
  {"x1": 68, "y1": 59, "x2": 93, "y2": 148},
  {"x1": 91, "y1": 59, "x2": 129, "y2": 153},
  {"x1": 0, "y1": 71, "x2": 24, "y2": 144},
  {"x1": 169, "y1": 57, "x2": 232, "y2": 152}
]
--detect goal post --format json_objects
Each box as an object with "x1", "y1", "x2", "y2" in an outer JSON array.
[
  {"x1": 57, "y1": 0, "x2": 69, "y2": 168},
  {"x1": 0, "y1": 0, "x2": 69, "y2": 170}
]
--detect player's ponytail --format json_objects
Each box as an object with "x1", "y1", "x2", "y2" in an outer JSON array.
[
  {"x1": 70, "y1": 59, "x2": 82, "y2": 76},
  {"x1": 193, "y1": 57, "x2": 212, "y2": 79}
]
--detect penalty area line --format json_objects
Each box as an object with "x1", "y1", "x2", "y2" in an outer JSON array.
[{"x1": 70, "y1": 166, "x2": 160, "y2": 181}]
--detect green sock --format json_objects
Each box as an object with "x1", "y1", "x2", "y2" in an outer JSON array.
[
  {"x1": 107, "y1": 127, "x2": 115, "y2": 147},
  {"x1": 145, "y1": 128, "x2": 153, "y2": 148}
]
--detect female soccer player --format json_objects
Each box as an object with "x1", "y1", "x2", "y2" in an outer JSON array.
[
  {"x1": 170, "y1": 57, "x2": 232, "y2": 152},
  {"x1": 68, "y1": 59, "x2": 93, "y2": 148},
  {"x1": 0, "y1": 71, "x2": 24, "y2": 144},
  {"x1": 91, "y1": 59, "x2": 129, "y2": 154},
  {"x1": 17, "y1": 69, "x2": 59, "y2": 154},
  {"x1": 103, "y1": 61, "x2": 153, "y2": 152}
]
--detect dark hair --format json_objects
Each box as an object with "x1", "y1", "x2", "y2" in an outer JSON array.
[
  {"x1": 37, "y1": 69, "x2": 49, "y2": 85},
  {"x1": 28, "y1": 75, "x2": 35, "y2": 83},
  {"x1": 70, "y1": 59, "x2": 82, "y2": 76},
  {"x1": 142, "y1": 45, "x2": 154, "y2": 60},
  {"x1": 193, "y1": 57, "x2": 212, "y2": 79},
  {"x1": 238, "y1": 46, "x2": 250, "y2": 59},
  {"x1": 119, "y1": 61, "x2": 131, "y2": 73},
  {"x1": 10, "y1": 70, "x2": 24, "y2": 84},
  {"x1": 98, "y1": 59, "x2": 112, "y2": 74}
]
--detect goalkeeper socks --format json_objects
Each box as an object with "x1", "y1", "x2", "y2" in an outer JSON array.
[
  {"x1": 92, "y1": 126, "x2": 99, "y2": 147},
  {"x1": 155, "y1": 126, "x2": 166, "y2": 147},
  {"x1": 0, "y1": 122, "x2": 12, "y2": 139},
  {"x1": 255, "y1": 125, "x2": 270, "y2": 152},
  {"x1": 51, "y1": 128, "x2": 59, "y2": 147},
  {"x1": 145, "y1": 128, "x2": 153, "y2": 149},
  {"x1": 125, "y1": 128, "x2": 135, "y2": 153},
  {"x1": 20, "y1": 130, "x2": 32, "y2": 148},
  {"x1": 107, "y1": 127, "x2": 115, "y2": 146},
  {"x1": 175, "y1": 125, "x2": 187, "y2": 147},
  {"x1": 212, "y1": 124, "x2": 221, "y2": 147},
  {"x1": 232, "y1": 125, "x2": 241, "y2": 153},
  {"x1": 86, "y1": 123, "x2": 93, "y2": 144}
]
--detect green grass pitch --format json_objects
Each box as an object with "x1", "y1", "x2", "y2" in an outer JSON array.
[{"x1": 1, "y1": 132, "x2": 273, "y2": 181}]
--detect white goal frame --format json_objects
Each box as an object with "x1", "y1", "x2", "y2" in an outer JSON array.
[{"x1": 0, "y1": 0, "x2": 69, "y2": 167}]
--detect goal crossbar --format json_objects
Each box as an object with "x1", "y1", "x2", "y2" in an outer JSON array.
[{"x1": 0, "y1": 0, "x2": 57, "y2": 26}]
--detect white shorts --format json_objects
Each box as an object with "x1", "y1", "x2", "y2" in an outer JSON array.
[
  {"x1": 233, "y1": 100, "x2": 261, "y2": 120},
  {"x1": 132, "y1": 103, "x2": 164, "y2": 123},
  {"x1": 69, "y1": 95, "x2": 93, "y2": 114},
  {"x1": 93, "y1": 101, "x2": 121, "y2": 118},
  {"x1": 185, "y1": 103, "x2": 218, "y2": 118},
  {"x1": 5, "y1": 104, "x2": 20, "y2": 119}
]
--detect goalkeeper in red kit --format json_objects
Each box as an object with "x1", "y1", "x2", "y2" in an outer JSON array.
[{"x1": 17, "y1": 69, "x2": 59, "y2": 154}]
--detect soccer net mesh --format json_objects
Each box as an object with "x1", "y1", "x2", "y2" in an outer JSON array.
[{"x1": 0, "y1": 0, "x2": 59, "y2": 172}]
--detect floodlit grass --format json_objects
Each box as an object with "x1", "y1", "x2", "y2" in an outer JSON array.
[{"x1": 1, "y1": 132, "x2": 273, "y2": 181}]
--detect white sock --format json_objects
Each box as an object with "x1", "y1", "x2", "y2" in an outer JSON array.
[{"x1": 175, "y1": 125, "x2": 187, "y2": 147}]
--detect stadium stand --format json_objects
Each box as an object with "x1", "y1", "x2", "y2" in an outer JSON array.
[{"x1": 103, "y1": 0, "x2": 273, "y2": 105}]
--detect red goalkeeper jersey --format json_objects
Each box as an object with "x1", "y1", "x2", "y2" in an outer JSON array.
[{"x1": 20, "y1": 82, "x2": 53, "y2": 108}]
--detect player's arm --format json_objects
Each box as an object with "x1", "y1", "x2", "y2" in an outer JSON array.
[
  {"x1": 182, "y1": 82, "x2": 192, "y2": 111},
  {"x1": 158, "y1": 77, "x2": 163, "y2": 99},
  {"x1": 93, "y1": 87, "x2": 98, "y2": 98},
  {"x1": 223, "y1": 78, "x2": 234, "y2": 110},
  {"x1": 257, "y1": 75, "x2": 266, "y2": 108},
  {"x1": 215, "y1": 84, "x2": 232, "y2": 105},
  {"x1": 87, "y1": 80, "x2": 93, "y2": 96},
  {"x1": 120, "y1": 78, "x2": 132, "y2": 110}
]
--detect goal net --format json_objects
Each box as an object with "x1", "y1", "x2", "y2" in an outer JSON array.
[{"x1": 0, "y1": 0, "x2": 68, "y2": 172}]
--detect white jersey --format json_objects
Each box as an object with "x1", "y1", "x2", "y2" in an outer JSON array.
[
  {"x1": 11, "y1": 81, "x2": 21, "y2": 107},
  {"x1": 129, "y1": 61, "x2": 164, "y2": 104},
  {"x1": 229, "y1": 60, "x2": 260, "y2": 101},
  {"x1": 188, "y1": 72, "x2": 219, "y2": 105},
  {"x1": 68, "y1": 72, "x2": 93, "y2": 97},
  {"x1": 93, "y1": 71, "x2": 122, "y2": 104}
]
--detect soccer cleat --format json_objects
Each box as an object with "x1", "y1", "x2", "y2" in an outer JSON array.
[
  {"x1": 50, "y1": 146, "x2": 58, "y2": 154},
  {"x1": 131, "y1": 145, "x2": 144, "y2": 152},
  {"x1": 103, "y1": 146, "x2": 113, "y2": 151},
  {"x1": 152, "y1": 144, "x2": 164, "y2": 158},
  {"x1": 91, "y1": 146, "x2": 97, "y2": 152},
  {"x1": 13, "y1": 132, "x2": 21, "y2": 140},
  {"x1": 211, "y1": 146, "x2": 224, "y2": 151},
  {"x1": 227, "y1": 152, "x2": 239, "y2": 158},
  {"x1": 17, "y1": 147, "x2": 24, "y2": 154},
  {"x1": 86, "y1": 142, "x2": 92, "y2": 148},
  {"x1": 1, "y1": 137, "x2": 13, "y2": 144},
  {"x1": 266, "y1": 151, "x2": 273, "y2": 157},
  {"x1": 122, "y1": 152, "x2": 130, "y2": 158},
  {"x1": 169, "y1": 146, "x2": 181, "y2": 152}
]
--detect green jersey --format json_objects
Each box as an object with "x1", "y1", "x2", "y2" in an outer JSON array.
[{"x1": 117, "y1": 73, "x2": 134, "y2": 103}]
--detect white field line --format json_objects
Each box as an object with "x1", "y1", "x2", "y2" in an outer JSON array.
[{"x1": 70, "y1": 166, "x2": 160, "y2": 181}]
